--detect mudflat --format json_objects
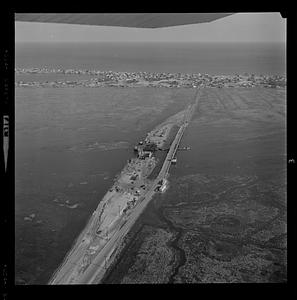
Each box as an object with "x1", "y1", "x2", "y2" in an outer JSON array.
[{"x1": 103, "y1": 87, "x2": 287, "y2": 283}]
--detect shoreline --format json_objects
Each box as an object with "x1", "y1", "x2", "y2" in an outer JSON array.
[
  {"x1": 49, "y1": 103, "x2": 190, "y2": 284},
  {"x1": 15, "y1": 68, "x2": 286, "y2": 89}
]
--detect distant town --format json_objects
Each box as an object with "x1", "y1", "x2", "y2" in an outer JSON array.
[{"x1": 15, "y1": 67, "x2": 286, "y2": 89}]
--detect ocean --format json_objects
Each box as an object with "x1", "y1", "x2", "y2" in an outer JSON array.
[
  {"x1": 15, "y1": 42, "x2": 286, "y2": 75},
  {"x1": 15, "y1": 42, "x2": 286, "y2": 284}
]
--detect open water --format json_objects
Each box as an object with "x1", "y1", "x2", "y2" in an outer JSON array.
[{"x1": 15, "y1": 42, "x2": 285, "y2": 284}]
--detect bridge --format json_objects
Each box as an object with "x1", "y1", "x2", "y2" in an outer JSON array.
[
  {"x1": 159, "y1": 146, "x2": 190, "y2": 152},
  {"x1": 158, "y1": 96, "x2": 198, "y2": 179}
]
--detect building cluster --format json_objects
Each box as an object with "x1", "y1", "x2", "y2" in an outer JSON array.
[
  {"x1": 206, "y1": 74, "x2": 287, "y2": 88},
  {"x1": 15, "y1": 67, "x2": 286, "y2": 89},
  {"x1": 134, "y1": 140, "x2": 158, "y2": 160}
]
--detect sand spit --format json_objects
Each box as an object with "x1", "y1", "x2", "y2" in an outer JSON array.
[{"x1": 50, "y1": 104, "x2": 188, "y2": 283}]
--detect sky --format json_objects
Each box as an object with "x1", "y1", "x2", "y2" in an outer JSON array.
[{"x1": 15, "y1": 13, "x2": 286, "y2": 43}]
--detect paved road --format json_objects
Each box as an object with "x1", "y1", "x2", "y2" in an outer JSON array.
[{"x1": 50, "y1": 89, "x2": 201, "y2": 284}]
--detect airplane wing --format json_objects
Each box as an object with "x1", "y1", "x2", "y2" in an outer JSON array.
[{"x1": 14, "y1": 13, "x2": 234, "y2": 28}]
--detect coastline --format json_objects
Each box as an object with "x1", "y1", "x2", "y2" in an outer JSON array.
[
  {"x1": 49, "y1": 103, "x2": 190, "y2": 284},
  {"x1": 15, "y1": 68, "x2": 286, "y2": 89}
]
